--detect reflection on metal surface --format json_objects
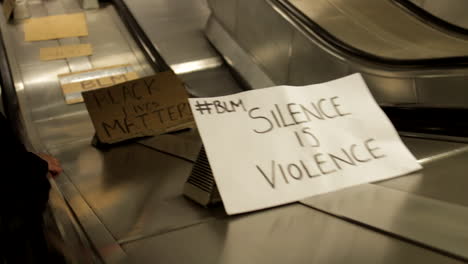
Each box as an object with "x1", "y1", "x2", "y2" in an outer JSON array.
[
  {"x1": 50, "y1": 139, "x2": 226, "y2": 245},
  {"x1": 58, "y1": 64, "x2": 134, "y2": 84},
  {"x1": 301, "y1": 184, "x2": 468, "y2": 261},
  {"x1": 379, "y1": 145, "x2": 468, "y2": 208},
  {"x1": 401, "y1": 136, "x2": 468, "y2": 161},
  {"x1": 123, "y1": 204, "x2": 464, "y2": 264},
  {"x1": 172, "y1": 57, "x2": 223, "y2": 75},
  {"x1": 418, "y1": 145, "x2": 468, "y2": 164},
  {"x1": 48, "y1": 179, "x2": 99, "y2": 263},
  {"x1": 53, "y1": 169, "x2": 127, "y2": 264},
  {"x1": 180, "y1": 66, "x2": 245, "y2": 97}
]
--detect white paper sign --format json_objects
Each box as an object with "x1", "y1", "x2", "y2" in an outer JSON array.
[{"x1": 189, "y1": 74, "x2": 422, "y2": 215}]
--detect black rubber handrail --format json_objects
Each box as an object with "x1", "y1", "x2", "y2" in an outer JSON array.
[
  {"x1": 272, "y1": 0, "x2": 468, "y2": 137},
  {"x1": 107, "y1": 0, "x2": 171, "y2": 73},
  {"x1": 382, "y1": 105, "x2": 468, "y2": 138},
  {"x1": 273, "y1": 0, "x2": 468, "y2": 69},
  {"x1": 393, "y1": 0, "x2": 468, "y2": 36}
]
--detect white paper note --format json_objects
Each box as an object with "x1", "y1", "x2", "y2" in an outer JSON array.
[{"x1": 189, "y1": 73, "x2": 422, "y2": 215}]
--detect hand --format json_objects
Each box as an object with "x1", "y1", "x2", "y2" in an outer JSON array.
[{"x1": 37, "y1": 153, "x2": 63, "y2": 177}]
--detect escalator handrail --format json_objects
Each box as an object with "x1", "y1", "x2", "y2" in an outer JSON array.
[
  {"x1": 271, "y1": 0, "x2": 468, "y2": 138},
  {"x1": 392, "y1": 0, "x2": 468, "y2": 37},
  {"x1": 107, "y1": 0, "x2": 171, "y2": 73},
  {"x1": 273, "y1": 0, "x2": 468, "y2": 69}
]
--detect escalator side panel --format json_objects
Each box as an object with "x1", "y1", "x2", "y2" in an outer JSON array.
[
  {"x1": 207, "y1": 0, "x2": 468, "y2": 109},
  {"x1": 289, "y1": 29, "x2": 351, "y2": 85},
  {"x1": 236, "y1": 0, "x2": 293, "y2": 84},
  {"x1": 207, "y1": 0, "x2": 237, "y2": 34}
]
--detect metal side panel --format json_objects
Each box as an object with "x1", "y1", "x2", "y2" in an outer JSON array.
[
  {"x1": 236, "y1": 0, "x2": 294, "y2": 85},
  {"x1": 122, "y1": 0, "x2": 221, "y2": 71},
  {"x1": 207, "y1": 0, "x2": 237, "y2": 34},
  {"x1": 121, "y1": 0, "x2": 246, "y2": 98},
  {"x1": 301, "y1": 184, "x2": 468, "y2": 261},
  {"x1": 204, "y1": 16, "x2": 275, "y2": 89},
  {"x1": 48, "y1": 139, "x2": 227, "y2": 245},
  {"x1": 288, "y1": 29, "x2": 351, "y2": 85},
  {"x1": 53, "y1": 167, "x2": 127, "y2": 263}
]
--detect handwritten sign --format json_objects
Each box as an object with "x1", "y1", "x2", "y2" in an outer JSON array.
[
  {"x1": 40, "y1": 43, "x2": 92, "y2": 61},
  {"x1": 83, "y1": 71, "x2": 194, "y2": 144},
  {"x1": 24, "y1": 13, "x2": 88, "y2": 41},
  {"x1": 60, "y1": 71, "x2": 138, "y2": 104},
  {"x1": 189, "y1": 73, "x2": 422, "y2": 215}
]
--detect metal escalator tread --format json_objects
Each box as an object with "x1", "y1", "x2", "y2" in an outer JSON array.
[{"x1": 274, "y1": 0, "x2": 468, "y2": 67}]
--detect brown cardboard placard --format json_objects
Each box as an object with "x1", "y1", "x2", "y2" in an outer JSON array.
[
  {"x1": 3, "y1": 0, "x2": 15, "y2": 21},
  {"x1": 61, "y1": 72, "x2": 139, "y2": 104},
  {"x1": 83, "y1": 71, "x2": 194, "y2": 144},
  {"x1": 24, "y1": 13, "x2": 88, "y2": 41},
  {"x1": 40, "y1": 43, "x2": 93, "y2": 61}
]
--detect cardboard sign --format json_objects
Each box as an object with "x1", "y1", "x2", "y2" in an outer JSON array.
[
  {"x1": 189, "y1": 73, "x2": 422, "y2": 215},
  {"x1": 24, "y1": 13, "x2": 88, "y2": 41},
  {"x1": 3, "y1": 0, "x2": 15, "y2": 21},
  {"x1": 40, "y1": 43, "x2": 92, "y2": 61},
  {"x1": 83, "y1": 71, "x2": 194, "y2": 144},
  {"x1": 58, "y1": 64, "x2": 137, "y2": 104},
  {"x1": 60, "y1": 71, "x2": 138, "y2": 104}
]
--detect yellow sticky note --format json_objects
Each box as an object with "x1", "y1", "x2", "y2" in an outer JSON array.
[
  {"x1": 40, "y1": 44, "x2": 93, "y2": 61},
  {"x1": 24, "y1": 13, "x2": 88, "y2": 41}
]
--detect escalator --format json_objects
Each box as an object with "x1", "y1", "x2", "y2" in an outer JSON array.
[
  {"x1": 0, "y1": 0, "x2": 467, "y2": 263},
  {"x1": 207, "y1": 0, "x2": 468, "y2": 261}
]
